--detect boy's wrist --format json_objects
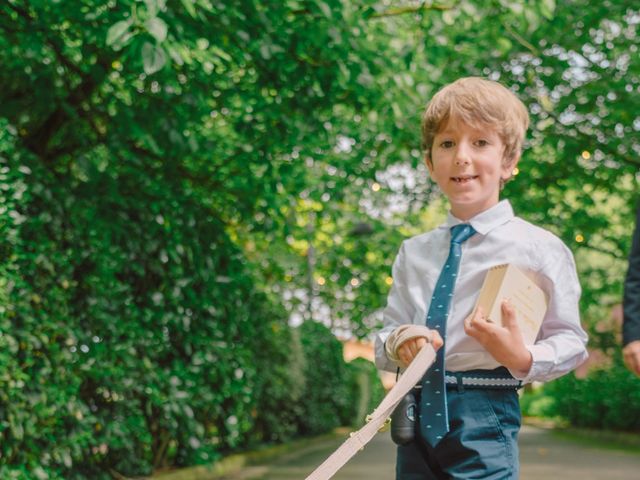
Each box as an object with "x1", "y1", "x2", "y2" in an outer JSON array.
[{"x1": 508, "y1": 348, "x2": 533, "y2": 376}]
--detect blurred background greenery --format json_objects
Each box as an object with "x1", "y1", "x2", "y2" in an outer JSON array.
[{"x1": 0, "y1": 0, "x2": 638, "y2": 478}]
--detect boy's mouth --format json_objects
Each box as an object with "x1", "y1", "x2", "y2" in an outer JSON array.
[{"x1": 451, "y1": 175, "x2": 479, "y2": 183}]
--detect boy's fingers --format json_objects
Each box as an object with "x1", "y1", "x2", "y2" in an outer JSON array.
[
  {"x1": 430, "y1": 331, "x2": 444, "y2": 350},
  {"x1": 397, "y1": 344, "x2": 407, "y2": 360},
  {"x1": 410, "y1": 337, "x2": 429, "y2": 357},
  {"x1": 464, "y1": 314, "x2": 476, "y2": 334},
  {"x1": 501, "y1": 299, "x2": 519, "y2": 331},
  {"x1": 402, "y1": 342, "x2": 411, "y2": 363},
  {"x1": 468, "y1": 306, "x2": 489, "y2": 328},
  {"x1": 398, "y1": 340, "x2": 411, "y2": 357},
  {"x1": 408, "y1": 340, "x2": 419, "y2": 357},
  {"x1": 409, "y1": 336, "x2": 430, "y2": 350},
  {"x1": 400, "y1": 333, "x2": 441, "y2": 359},
  {"x1": 469, "y1": 307, "x2": 490, "y2": 330},
  {"x1": 398, "y1": 348, "x2": 410, "y2": 367}
]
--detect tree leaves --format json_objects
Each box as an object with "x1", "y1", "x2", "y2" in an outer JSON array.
[
  {"x1": 106, "y1": 19, "x2": 133, "y2": 48},
  {"x1": 180, "y1": 0, "x2": 197, "y2": 18},
  {"x1": 540, "y1": 0, "x2": 556, "y2": 20},
  {"x1": 142, "y1": 41, "x2": 166, "y2": 75},
  {"x1": 146, "y1": 17, "x2": 168, "y2": 43},
  {"x1": 1, "y1": 1, "x2": 639, "y2": 475}
]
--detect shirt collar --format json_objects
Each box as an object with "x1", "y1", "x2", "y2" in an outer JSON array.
[{"x1": 443, "y1": 200, "x2": 515, "y2": 236}]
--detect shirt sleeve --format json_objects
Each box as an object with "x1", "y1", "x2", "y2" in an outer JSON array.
[
  {"x1": 375, "y1": 241, "x2": 416, "y2": 372},
  {"x1": 623, "y1": 205, "x2": 640, "y2": 345},
  {"x1": 510, "y1": 239, "x2": 589, "y2": 383}
]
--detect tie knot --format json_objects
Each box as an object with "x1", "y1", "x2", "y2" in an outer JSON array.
[{"x1": 450, "y1": 224, "x2": 476, "y2": 244}]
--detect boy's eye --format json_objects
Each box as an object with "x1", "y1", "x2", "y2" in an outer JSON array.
[
  {"x1": 475, "y1": 139, "x2": 489, "y2": 146},
  {"x1": 440, "y1": 140, "x2": 455, "y2": 148}
]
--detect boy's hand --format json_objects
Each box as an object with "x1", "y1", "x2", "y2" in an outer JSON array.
[
  {"x1": 396, "y1": 331, "x2": 444, "y2": 369},
  {"x1": 623, "y1": 340, "x2": 640, "y2": 376},
  {"x1": 464, "y1": 300, "x2": 533, "y2": 374}
]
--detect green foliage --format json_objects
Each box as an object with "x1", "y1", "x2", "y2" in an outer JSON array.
[
  {"x1": 1, "y1": 0, "x2": 639, "y2": 476},
  {"x1": 251, "y1": 321, "x2": 307, "y2": 445},
  {"x1": 536, "y1": 356, "x2": 640, "y2": 431},
  {"x1": 345, "y1": 357, "x2": 386, "y2": 427},
  {"x1": 520, "y1": 387, "x2": 556, "y2": 419},
  {"x1": 295, "y1": 321, "x2": 354, "y2": 435},
  {"x1": 0, "y1": 140, "x2": 298, "y2": 476}
]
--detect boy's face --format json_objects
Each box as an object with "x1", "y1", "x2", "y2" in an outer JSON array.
[{"x1": 426, "y1": 116, "x2": 515, "y2": 220}]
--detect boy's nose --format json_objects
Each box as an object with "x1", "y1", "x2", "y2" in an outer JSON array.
[{"x1": 454, "y1": 146, "x2": 471, "y2": 166}]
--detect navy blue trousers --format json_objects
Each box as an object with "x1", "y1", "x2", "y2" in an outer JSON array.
[{"x1": 396, "y1": 387, "x2": 521, "y2": 479}]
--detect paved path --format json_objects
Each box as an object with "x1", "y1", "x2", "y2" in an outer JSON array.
[{"x1": 240, "y1": 425, "x2": 640, "y2": 479}]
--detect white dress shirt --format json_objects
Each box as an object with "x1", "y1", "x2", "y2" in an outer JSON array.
[{"x1": 375, "y1": 200, "x2": 589, "y2": 384}]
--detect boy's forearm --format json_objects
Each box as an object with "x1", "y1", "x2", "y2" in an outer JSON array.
[{"x1": 505, "y1": 347, "x2": 533, "y2": 378}]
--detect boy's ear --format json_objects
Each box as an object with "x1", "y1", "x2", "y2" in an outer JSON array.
[
  {"x1": 424, "y1": 152, "x2": 434, "y2": 174},
  {"x1": 501, "y1": 153, "x2": 520, "y2": 180}
]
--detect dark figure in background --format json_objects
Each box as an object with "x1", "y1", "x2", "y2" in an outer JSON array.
[{"x1": 623, "y1": 204, "x2": 640, "y2": 376}]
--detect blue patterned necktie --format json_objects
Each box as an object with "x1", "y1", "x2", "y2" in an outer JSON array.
[{"x1": 420, "y1": 223, "x2": 476, "y2": 446}]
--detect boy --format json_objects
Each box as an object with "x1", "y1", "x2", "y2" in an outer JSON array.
[{"x1": 375, "y1": 77, "x2": 588, "y2": 479}]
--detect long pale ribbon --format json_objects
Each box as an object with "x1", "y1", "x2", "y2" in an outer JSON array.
[{"x1": 305, "y1": 344, "x2": 436, "y2": 480}]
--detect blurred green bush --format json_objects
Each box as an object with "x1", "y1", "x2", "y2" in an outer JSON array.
[
  {"x1": 295, "y1": 321, "x2": 356, "y2": 435},
  {"x1": 293, "y1": 321, "x2": 385, "y2": 435},
  {"x1": 345, "y1": 357, "x2": 387, "y2": 428},
  {"x1": 544, "y1": 355, "x2": 640, "y2": 431},
  {"x1": 522, "y1": 354, "x2": 640, "y2": 431}
]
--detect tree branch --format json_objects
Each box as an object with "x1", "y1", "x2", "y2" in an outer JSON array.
[
  {"x1": 578, "y1": 242, "x2": 625, "y2": 261},
  {"x1": 501, "y1": 21, "x2": 539, "y2": 55},
  {"x1": 371, "y1": 3, "x2": 453, "y2": 19},
  {"x1": 5, "y1": 2, "x2": 120, "y2": 161}
]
